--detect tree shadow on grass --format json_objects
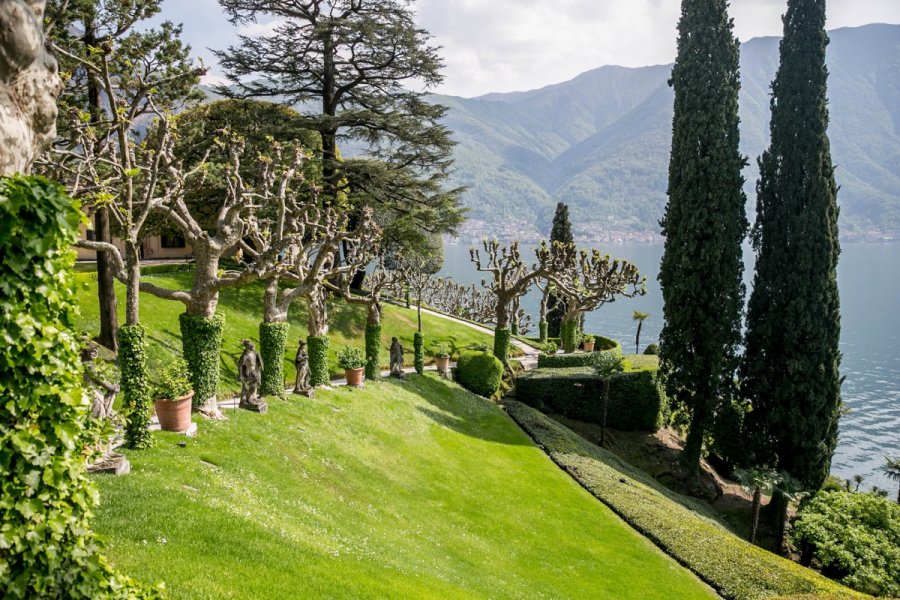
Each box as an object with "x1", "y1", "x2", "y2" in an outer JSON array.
[{"x1": 388, "y1": 374, "x2": 530, "y2": 446}]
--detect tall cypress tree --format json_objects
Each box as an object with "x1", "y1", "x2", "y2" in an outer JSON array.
[
  {"x1": 547, "y1": 202, "x2": 574, "y2": 338},
  {"x1": 742, "y1": 0, "x2": 841, "y2": 491},
  {"x1": 659, "y1": 0, "x2": 748, "y2": 473}
]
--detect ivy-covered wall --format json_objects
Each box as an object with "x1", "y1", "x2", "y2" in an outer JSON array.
[
  {"x1": 259, "y1": 321, "x2": 289, "y2": 397},
  {"x1": 179, "y1": 312, "x2": 225, "y2": 407}
]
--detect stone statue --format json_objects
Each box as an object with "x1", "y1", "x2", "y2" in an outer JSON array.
[
  {"x1": 81, "y1": 342, "x2": 129, "y2": 474},
  {"x1": 0, "y1": 0, "x2": 62, "y2": 175},
  {"x1": 389, "y1": 337, "x2": 406, "y2": 380},
  {"x1": 293, "y1": 340, "x2": 313, "y2": 397},
  {"x1": 238, "y1": 339, "x2": 267, "y2": 413}
]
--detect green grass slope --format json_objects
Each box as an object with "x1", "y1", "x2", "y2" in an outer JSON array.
[
  {"x1": 73, "y1": 270, "x2": 516, "y2": 393},
  {"x1": 92, "y1": 375, "x2": 716, "y2": 599}
]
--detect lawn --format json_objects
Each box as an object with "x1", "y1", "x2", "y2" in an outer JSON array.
[
  {"x1": 92, "y1": 374, "x2": 715, "y2": 599},
  {"x1": 73, "y1": 269, "x2": 517, "y2": 394}
]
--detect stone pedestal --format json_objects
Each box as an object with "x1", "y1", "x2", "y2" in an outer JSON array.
[
  {"x1": 240, "y1": 398, "x2": 268, "y2": 414},
  {"x1": 88, "y1": 453, "x2": 131, "y2": 476}
]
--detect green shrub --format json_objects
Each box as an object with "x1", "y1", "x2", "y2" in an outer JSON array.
[
  {"x1": 259, "y1": 321, "x2": 289, "y2": 397},
  {"x1": 539, "y1": 320, "x2": 548, "y2": 342},
  {"x1": 537, "y1": 335, "x2": 622, "y2": 369},
  {"x1": 0, "y1": 176, "x2": 152, "y2": 598},
  {"x1": 179, "y1": 312, "x2": 225, "y2": 407},
  {"x1": 414, "y1": 331, "x2": 425, "y2": 375},
  {"x1": 337, "y1": 345, "x2": 365, "y2": 370},
  {"x1": 560, "y1": 319, "x2": 579, "y2": 353},
  {"x1": 794, "y1": 491, "x2": 899, "y2": 597},
  {"x1": 150, "y1": 358, "x2": 193, "y2": 401},
  {"x1": 456, "y1": 351, "x2": 504, "y2": 398},
  {"x1": 118, "y1": 324, "x2": 153, "y2": 449},
  {"x1": 644, "y1": 343, "x2": 659, "y2": 355},
  {"x1": 364, "y1": 322, "x2": 382, "y2": 380},
  {"x1": 504, "y1": 401, "x2": 866, "y2": 600},
  {"x1": 493, "y1": 326, "x2": 511, "y2": 364},
  {"x1": 516, "y1": 367, "x2": 667, "y2": 431},
  {"x1": 539, "y1": 340, "x2": 559, "y2": 355},
  {"x1": 307, "y1": 335, "x2": 329, "y2": 386}
]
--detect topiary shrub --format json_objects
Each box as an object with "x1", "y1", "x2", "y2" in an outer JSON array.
[
  {"x1": 0, "y1": 176, "x2": 152, "y2": 598},
  {"x1": 118, "y1": 324, "x2": 153, "y2": 449},
  {"x1": 456, "y1": 351, "x2": 504, "y2": 398},
  {"x1": 644, "y1": 343, "x2": 659, "y2": 355},
  {"x1": 560, "y1": 319, "x2": 578, "y2": 353},
  {"x1": 793, "y1": 491, "x2": 900, "y2": 597},
  {"x1": 539, "y1": 320, "x2": 548, "y2": 343},
  {"x1": 493, "y1": 326, "x2": 511, "y2": 364},
  {"x1": 307, "y1": 335, "x2": 329, "y2": 386},
  {"x1": 365, "y1": 322, "x2": 382, "y2": 380},
  {"x1": 179, "y1": 312, "x2": 225, "y2": 407},
  {"x1": 413, "y1": 331, "x2": 425, "y2": 375},
  {"x1": 259, "y1": 321, "x2": 289, "y2": 397}
]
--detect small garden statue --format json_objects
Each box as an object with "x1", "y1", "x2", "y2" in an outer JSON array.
[
  {"x1": 389, "y1": 337, "x2": 406, "y2": 380},
  {"x1": 81, "y1": 342, "x2": 130, "y2": 475},
  {"x1": 293, "y1": 340, "x2": 313, "y2": 398},
  {"x1": 238, "y1": 339, "x2": 267, "y2": 413}
]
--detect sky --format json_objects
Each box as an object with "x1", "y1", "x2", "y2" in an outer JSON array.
[{"x1": 152, "y1": 0, "x2": 900, "y2": 98}]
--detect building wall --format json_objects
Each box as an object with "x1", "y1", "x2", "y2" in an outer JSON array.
[{"x1": 75, "y1": 224, "x2": 193, "y2": 261}]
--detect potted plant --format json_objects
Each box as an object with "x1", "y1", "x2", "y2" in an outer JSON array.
[
  {"x1": 583, "y1": 334, "x2": 596, "y2": 352},
  {"x1": 337, "y1": 346, "x2": 366, "y2": 387},
  {"x1": 151, "y1": 358, "x2": 194, "y2": 433},
  {"x1": 433, "y1": 343, "x2": 451, "y2": 372}
]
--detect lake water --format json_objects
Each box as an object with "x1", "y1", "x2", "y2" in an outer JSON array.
[{"x1": 438, "y1": 242, "x2": 900, "y2": 491}]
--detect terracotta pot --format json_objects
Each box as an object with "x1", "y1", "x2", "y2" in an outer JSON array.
[
  {"x1": 345, "y1": 367, "x2": 364, "y2": 387},
  {"x1": 583, "y1": 341, "x2": 596, "y2": 352},
  {"x1": 435, "y1": 356, "x2": 451, "y2": 372},
  {"x1": 154, "y1": 391, "x2": 194, "y2": 432}
]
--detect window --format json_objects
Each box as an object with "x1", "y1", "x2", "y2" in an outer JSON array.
[
  {"x1": 86, "y1": 229, "x2": 95, "y2": 241},
  {"x1": 160, "y1": 232, "x2": 186, "y2": 249}
]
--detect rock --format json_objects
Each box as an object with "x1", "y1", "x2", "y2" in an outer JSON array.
[{"x1": 87, "y1": 453, "x2": 131, "y2": 476}]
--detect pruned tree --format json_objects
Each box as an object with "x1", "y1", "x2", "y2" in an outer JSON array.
[{"x1": 394, "y1": 248, "x2": 443, "y2": 374}]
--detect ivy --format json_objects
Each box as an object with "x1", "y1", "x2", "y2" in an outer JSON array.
[
  {"x1": 493, "y1": 327, "x2": 511, "y2": 364},
  {"x1": 118, "y1": 324, "x2": 152, "y2": 449},
  {"x1": 307, "y1": 335, "x2": 329, "y2": 387},
  {"x1": 259, "y1": 321, "x2": 289, "y2": 397},
  {"x1": 0, "y1": 176, "x2": 154, "y2": 598},
  {"x1": 179, "y1": 312, "x2": 225, "y2": 407},
  {"x1": 539, "y1": 320, "x2": 548, "y2": 343},
  {"x1": 560, "y1": 319, "x2": 579, "y2": 353},
  {"x1": 413, "y1": 331, "x2": 425, "y2": 375},
  {"x1": 365, "y1": 323, "x2": 382, "y2": 380}
]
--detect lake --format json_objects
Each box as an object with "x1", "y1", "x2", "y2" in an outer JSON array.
[{"x1": 438, "y1": 241, "x2": 900, "y2": 491}]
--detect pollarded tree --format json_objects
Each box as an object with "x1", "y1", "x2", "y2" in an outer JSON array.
[
  {"x1": 741, "y1": 0, "x2": 842, "y2": 495},
  {"x1": 394, "y1": 246, "x2": 443, "y2": 374},
  {"x1": 547, "y1": 202, "x2": 575, "y2": 338},
  {"x1": 658, "y1": 0, "x2": 748, "y2": 474}
]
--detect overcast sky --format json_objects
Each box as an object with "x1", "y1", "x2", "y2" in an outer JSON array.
[{"x1": 154, "y1": 0, "x2": 900, "y2": 98}]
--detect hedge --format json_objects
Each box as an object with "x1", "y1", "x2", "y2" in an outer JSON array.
[
  {"x1": 307, "y1": 335, "x2": 329, "y2": 387},
  {"x1": 0, "y1": 176, "x2": 152, "y2": 598},
  {"x1": 365, "y1": 322, "x2": 382, "y2": 380},
  {"x1": 179, "y1": 312, "x2": 225, "y2": 407},
  {"x1": 259, "y1": 321, "x2": 289, "y2": 397},
  {"x1": 560, "y1": 319, "x2": 579, "y2": 353},
  {"x1": 493, "y1": 326, "x2": 511, "y2": 364},
  {"x1": 536, "y1": 335, "x2": 622, "y2": 369},
  {"x1": 456, "y1": 351, "x2": 504, "y2": 398},
  {"x1": 504, "y1": 401, "x2": 868, "y2": 600},
  {"x1": 118, "y1": 324, "x2": 153, "y2": 449},
  {"x1": 413, "y1": 331, "x2": 425, "y2": 375},
  {"x1": 516, "y1": 367, "x2": 666, "y2": 431}
]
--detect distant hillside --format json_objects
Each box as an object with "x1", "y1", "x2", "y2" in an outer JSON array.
[{"x1": 434, "y1": 24, "x2": 900, "y2": 236}]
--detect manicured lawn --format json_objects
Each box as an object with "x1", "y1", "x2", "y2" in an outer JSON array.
[
  {"x1": 72, "y1": 270, "x2": 517, "y2": 394},
  {"x1": 92, "y1": 374, "x2": 714, "y2": 599}
]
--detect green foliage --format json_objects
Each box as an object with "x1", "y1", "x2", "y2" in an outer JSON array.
[
  {"x1": 493, "y1": 326, "x2": 511, "y2": 364},
  {"x1": 741, "y1": 0, "x2": 842, "y2": 490},
  {"x1": 0, "y1": 176, "x2": 151, "y2": 598},
  {"x1": 150, "y1": 358, "x2": 193, "y2": 401},
  {"x1": 539, "y1": 320, "x2": 548, "y2": 343},
  {"x1": 517, "y1": 367, "x2": 667, "y2": 431},
  {"x1": 413, "y1": 332, "x2": 425, "y2": 375},
  {"x1": 643, "y1": 343, "x2": 659, "y2": 355},
  {"x1": 118, "y1": 324, "x2": 152, "y2": 449},
  {"x1": 547, "y1": 203, "x2": 573, "y2": 338},
  {"x1": 364, "y1": 322, "x2": 382, "y2": 380},
  {"x1": 307, "y1": 335, "x2": 329, "y2": 387},
  {"x1": 178, "y1": 312, "x2": 225, "y2": 407},
  {"x1": 259, "y1": 321, "x2": 290, "y2": 397},
  {"x1": 537, "y1": 336, "x2": 622, "y2": 369},
  {"x1": 539, "y1": 340, "x2": 559, "y2": 355},
  {"x1": 582, "y1": 334, "x2": 596, "y2": 344},
  {"x1": 659, "y1": 0, "x2": 748, "y2": 472},
  {"x1": 794, "y1": 491, "x2": 900, "y2": 597},
  {"x1": 456, "y1": 351, "x2": 504, "y2": 398},
  {"x1": 560, "y1": 319, "x2": 579, "y2": 353},
  {"x1": 505, "y1": 401, "x2": 867, "y2": 600},
  {"x1": 432, "y1": 342, "x2": 451, "y2": 358},
  {"x1": 336, "y1": 345, "x2": 366, "y2": 371}
]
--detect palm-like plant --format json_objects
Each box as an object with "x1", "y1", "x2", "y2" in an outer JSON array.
[
  {"x1": 883, "y1": 456, "x2": 900, "y2": 504},
  {"x1": 772, "y1": 472, "x2": 808, "y2": 555},
  {"x1": 733, "y1": 467, "x2": 779, "y2": 544},
  {"x1": 595, "y1": 354, "x2": 625, "y2": 447},
  {"x1": 632, "y1": 310, "x2": 649, "y2": 354}
]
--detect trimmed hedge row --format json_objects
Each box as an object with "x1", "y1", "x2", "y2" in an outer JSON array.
[
  {"x1": 537, "y1": 335, "x2": 623, "y2": 369},
  {"x1": 504, "y1": 401, "x2": 867, "y2": 600},
  {"x1": 365, "y1": 322, "x2": 382, "y2": 380},
  {"x1": 118, "y1": 324, "x2": 153, "y2": 449},
  {"x1": 516, "y1": 367, "x2": 666, "y2": 431},
  {"x1": 259, "y1": 321, "x2": 289, "y2": 397},
  {"x1": 456, "y1": 351, "x2": 504, "y2": 398},
  {"x1": 179, "y1": 312, "x2": 225, "y2": 407},
  {"x1": 307, "y1": 335, "x2": 329, "y2": 387}
]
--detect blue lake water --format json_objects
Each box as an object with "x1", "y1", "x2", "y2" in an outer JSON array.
[{"x1": 438, "y1": 242, "x2": 900, "y2": 491}]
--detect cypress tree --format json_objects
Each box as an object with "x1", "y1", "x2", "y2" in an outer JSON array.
[
  {"x1": 547, "y1": 202, "x2": 574, "y2": 338},
  {"x1": 742, "y1": 0, "x2": 841, "y2": 491},
  {"x1": 659, "y1": 0, "x2": 748, "y2": 473}
]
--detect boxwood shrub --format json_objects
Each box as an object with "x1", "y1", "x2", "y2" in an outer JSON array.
[
  {"x1": 259, "y1": 321, "x2": 289, "y2": 397},
  {"x1": 516, "y1": 366, "x2": 666, "y2": 431},
  {"x1": 456, "y1": 351, "x2": 504, "y2": 398},
  {"x1": 537, "y1": 336, "x2": 622, "y2": 369},
  {"x1": 179, "y1": 311, "x2": 225, "y2": 407},
  {"x1": 413, "y1": 331, "x2": 425, "y2": 375},
  {"x1": 364, "y1": 322, "x2": 382, "y2": 380},
  {"x1": 493, "y1": 326, "x2": 511, "y2": 364},
  {"x1": 307, "y1": 335, "x2": 329, "y2": 387}
]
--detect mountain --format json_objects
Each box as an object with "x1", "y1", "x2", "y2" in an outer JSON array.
[{"x1": 434, "y1": 24, "x2": 900, "y2": 237}]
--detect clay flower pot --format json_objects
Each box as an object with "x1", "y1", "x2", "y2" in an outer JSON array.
[
  {"x1": 583, "y1": 341, "x2": 596, "y2": 352},
  {"x1": 345, "y1": 367, "x2": 364, "y2": 388},
  {"x1": 435, "y1": 356, "x2": 451, "y2": 372},
  {"x1": 154, "y1": 391, "x2": 194, "y2": 432}
]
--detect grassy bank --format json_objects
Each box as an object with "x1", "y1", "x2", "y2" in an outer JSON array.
[{"x1": 92, "y1": 375, "x2": 715, "y2": 599}]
